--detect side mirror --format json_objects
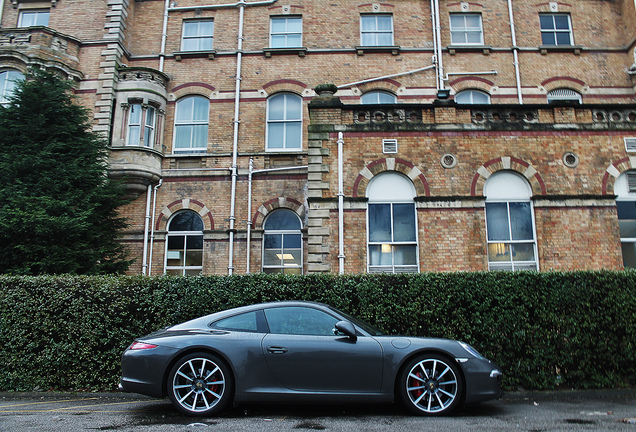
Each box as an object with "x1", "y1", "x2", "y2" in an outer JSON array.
[{"x1": 334, "y1": 320, "x2": 357, "y2": 341}]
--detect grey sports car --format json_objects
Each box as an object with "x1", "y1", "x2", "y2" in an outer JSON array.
[{"x1": 120, "y1": 301, "x2": 503, "y2": 416}]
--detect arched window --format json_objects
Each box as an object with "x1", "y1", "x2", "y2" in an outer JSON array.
[
  {"x1": 367, "y1": 172, "x2": 418, "y2": 273},
  {"x1": 262, "y1": 209, "x2": 302, "y2": 274},
  {"x1": 361, "y1": 91, "x2": 396, "y2": 104},
  {"x1": 0, "y1": 70, "x2": 24, "y2": 105},
  {"x1": 455, "y1": 89, "x2": 490, "y2": 104},
  {"x1": 614, "y1": 171, "x2": 636, "y2": 269},
  {"x1": 174, "y1": 96, "x2": 209, "y2": 153},
  {"x1": 266, "y1": 93, "x2": 302, "y2": 151},
  {"x1": 547, "y1": 88, "x2": 581, "y2": 104},
  {"x1": 165, "y1": 210, "x2": 204, "y2": 275},
  {"x1": 484, "y1": 171, "x2": 537, "y2": 271}
]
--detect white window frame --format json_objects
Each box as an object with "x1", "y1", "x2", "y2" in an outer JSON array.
[
  {"x1": 180, "y1": 19, "x2": 214, "y2": 51},
  {"x1": 266, "y1": 92, "x2": 303, "y2": 152},
  {"x1": 18, "y1": 9, "x2": 49, "y2": 27},
  {"x1": 614, "y1": 171, "x2": 636, "y2": 269},
  {"x1": 360, "y1": 14, "x2": 394, "y2": 47},
  {"x1": 361, "y1": 91, "x2": 397, "y2": 104},
  {"x1": 484, "y1": 171, "x2": 538, "y2": 271},
  {"x1": 173, "y1": 96, "x2": 209, "y2": 153},
  {"x1": 539, "y1": 13, "x2": 573, "y2": 46},
  {"x1": 546, "y1": 88, "x2": 581, "y2": 104},
  {"x1": 126, "y1": 103, "x2": 156, "y2": 148},
  {"x1": 262, "y1": 209, "x2": 303, "y2": 274},
  {"x1": 164, "y1": 211, "x2": 204, "y2": 276},
  {"x1": 0, "y1": 70, "x2": 23, "y2": 105},
  {"x1": 449, "y1": 13, "x2": 484, "y2": 45},
  {"x1": 366, "y1": 173, "x2": 419, "y2": 274},
  {"x1": 454, "y1": 89, "x2": 490, "y2": 104},
  {"x1": 269, "y1": 16, "x2": 303, "y2": 48}
]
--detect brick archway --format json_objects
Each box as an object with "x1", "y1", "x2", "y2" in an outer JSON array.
[
  {"x1": 352, "y1": 158, "x2": 430, "y2": 198},
  {"x1": 252, "y1": 197, "x2": 305, "y2": 229},
  {"x1": 602, "y1": 156, "x2": 636, "y2": 194},
  {"x1": 471, "y1": 156, "x2": 547, "y2": 196},
  {"x1": 156, "y1": 199, "x2": 214, "y2": 230}
]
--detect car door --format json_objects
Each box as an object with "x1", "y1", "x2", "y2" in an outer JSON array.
[{"x1": 261, "y1": 306, "x2": 383, "y2": 393}]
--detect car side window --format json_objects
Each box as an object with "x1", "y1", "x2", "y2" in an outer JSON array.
[
  {"x1": 211, "y1": 311, "x2": 259, "y2": 332},
  {"x1": 264, "y1": 306, "x2": 338, "y2": 336}
]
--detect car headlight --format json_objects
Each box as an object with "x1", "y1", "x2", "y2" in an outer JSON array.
[{"x1": 458, "y1": 341, "x2": 486, "y2": 360}]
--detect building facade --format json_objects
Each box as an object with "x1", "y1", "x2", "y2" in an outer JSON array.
[{"x1": 1, "y1": 0, "x2": 636, "y2": 274}]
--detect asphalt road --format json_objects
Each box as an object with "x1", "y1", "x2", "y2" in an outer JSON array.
[{"x1": 1, "y1": 390, "x2": 635, "y2": 431}]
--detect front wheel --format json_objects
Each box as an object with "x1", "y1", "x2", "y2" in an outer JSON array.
[
  {"x1": 167, "y1": 352, "x2": 233, "y2": 416},
  {"x1": 398, "y1": 354, "x2": 463, "y2": 416}
]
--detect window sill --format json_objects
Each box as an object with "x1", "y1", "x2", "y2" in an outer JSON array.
[
  {"x1": 355, "y1": 45, "x2": 401, "y2": 56},
  {"x1": 263, "y1": 47, "x2": 308, "y2": 58},
  {"x1": 447, "y1": 45, "x2": 492, "y2": 55},
  {"x1": 539, "y1": 45, "x2": 582, "y2": 55},
  {"x1": 174, "y1": 50, "x2": 217, "y2": 61}
]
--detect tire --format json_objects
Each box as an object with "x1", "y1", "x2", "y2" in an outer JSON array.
[
  {"x1": 167, "y1": 352, "x2": 233, "y2": 416},
  {"x1": 398, "y1": 354, "x2": 463, "y2": 416}
]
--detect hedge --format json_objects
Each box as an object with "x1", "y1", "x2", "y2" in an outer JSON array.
[{"x1": 0, "y1": 271, "x2": 634, "y2": 393}]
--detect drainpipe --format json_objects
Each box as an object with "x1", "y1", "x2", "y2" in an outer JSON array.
[
  {"x1": 0, "y1": 0, "x2": 5, "y2": 28},
  {"x1": 507, "y1": 0, "x2": 523, "y2": 104},
  {"x1": 141, "y1": 184, "x2": 153, "y2": 275},
  {"x1": 147, "y1": 178, "x2": 163, "y2": 276},
  {"x1": 246, "y1": 162, "x2": 308, "y2": 273},
  {"x1": 433, "y1": 0, "x2": 444, "y2": 92},
  {"x1": 159, "y1": 0, "x2": 170, "y2": 72},
  {"x1": 337, "y1": 132, "x2": 345, "y2": 274}
]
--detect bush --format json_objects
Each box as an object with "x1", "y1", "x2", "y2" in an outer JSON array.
[{"x1": 0, "y1": 271, "x2": 634, "y2": 392}]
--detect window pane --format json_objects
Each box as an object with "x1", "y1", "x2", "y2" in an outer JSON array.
[
  {"x1": 511, "y1": 243, "x2": 535, "y2": 262},
  {"x1": 369, "y1": 204, "x2": 391, "y2": 242},
  {"x1": 264, "y1": 233, "x2": 282, "y2": 249},
  {"x1": 191, "y1": 124, "x2": 208, "y2": 149},
  {"x1": 284, "y1": 95, "x2": 302, "y2": 120},
  {"x1": 466, "y1": 31, "x2": 482, "y2": 44},
  {"x1": 392, "y1": 203, "x2": 416, "y2": 242},
  {"x1": 268, "y1": 94, "x2": 285, "y2": 120},
  {"x1": 465, "y1": 15, "x2": 481, "y2": 28},
  {"x1": 170, "y1": 211, "x2": 204, "y2": 231},
  {"x1": 540, "y1": 15, "x2": 554, "y2": 30},
  {"x1": 287, "y1": 34, "x2": 302, "y2": 47},
  {"x1": 128, "y1": 126, "x2": 140, "y2": 146},
  {"x1": 271, "y1": 18, "x2": 286, "y2": 33},
  {"x1": 263, "y1": 249, "x2": 281, "y2": 266},
  {"x1": 198, "y1": 38, "x2": 213, "y2": 51},
  {"x1": 183, "y1": 21, "x2": 199, "y2": 37},
  {"x1": 167, "y1": 235, "x2": 185, "y2": 250},
  {"x1": 176, "y1": 98, "x2": 193, "y2": 122},
  {"x1": 287, "y1": 18, "x2": 302, "y2": 32},
  {"x1": 182, "y1": 39, "x2": 198, "y2": 51},
  {"x1": 361, "y1": 16, "x2": 375, "y2": 31},
  {"x1": 619, "y1": 220, "x2": 636, "y2": 239},
  {"x1": 199, "y1": 21, "x2": 214, "y2": 36},
  {"x1": 192, "y1": 97, "x2": 209, "y2": 121},
  {"x1": 377, "y1": 15, "x2": 392, "y2": 30},
  {"x1": 369, "y1": 244, "x2": 393, "y2": 266},
  {"x1": 271, "y1": 35, "x2": 286, "y2": 48},
  {"x1": 541, "y1": 33, "x2": 556, "y2": 45},
  {"x1": 555, "y1": 32, "x2": 571, "y2": 45},
  {"x1": 488, "y1": 243, "x2": 511, "y2": 262},
  {"x1": 214, "y1": 312, "x2": 258, "y2": 331},
  {"x1": 621, "y1": 242, "x2": 636, "y2": 269},
  {"x1": 267, "y1": 123, "x2": 284, "y2": 149},
  {"x1": 393, "y1": 245, "x2": 417, "y2": 265},
  {"x1": 265, "y1": 307, "x2": 337, "y2": 335},
  {"x1": 361, "y1": 33, "x2": 375, "y2": 46},
  {"x1": 285, "y1": 122, "x2": 302, "y2": 149},
  {"x1": 376, "y1": 33, "x2": 392, "y2": 46},
  {"x1": 174, "y1": 126, "x2": 191, "y2": 149},
  {"x1": 185, "y1": 249, "x2": 203, "y2": 266},
  {"x1": 283, "y1": 233, "x2": 301, "y2": 249},
  {"x1": 264, "y1": 210, "x2": 301, "y2": 230},
  {"x1": 486, "y1": 203, "x2": 510, "y2": 241},
  {"x1": 509, "y1": 202, "x2": 533, "y2": 240},
  {"x1": 554, "y1": 15, "x2": 570, "y2": 30}
]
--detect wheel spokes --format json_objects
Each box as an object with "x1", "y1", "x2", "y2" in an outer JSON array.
[
  {"x1": 172, "y1": 357, "x2": 226, "y2": 412},
  {"x1": 406, "y1": 358, "x2": 458, "y2": 413}
]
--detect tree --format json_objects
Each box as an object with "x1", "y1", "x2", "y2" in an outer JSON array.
[{"x1": 0, "y1": 69, "x2": 131, "y2": 274}]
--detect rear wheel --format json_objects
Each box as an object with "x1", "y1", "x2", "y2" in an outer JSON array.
[
  {"x1": 398, "y1": 354, "x2": 463, "y2": 416},
  {"x1": 167, "y1": 352, "x2": 233, "y2": 416}
]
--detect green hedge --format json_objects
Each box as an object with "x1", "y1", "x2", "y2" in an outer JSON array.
[{"x1": 0, "y1": 272, "x2": 634, "y2": 392}]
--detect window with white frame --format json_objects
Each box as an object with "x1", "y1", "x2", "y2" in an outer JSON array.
[
  {"x1": 181, "y1": 20, "x2": 214, "y2": 51},
  {"x1": 262, "y1": 209, "x2": 303, "y2": 274},
  {"x1": 450, "y1": 13, "x2": 483, "y2": 45},
  {"x1": 367, "y1": 172, "x2": 418, "y2": 273},
  {"x1": 270, "y1": 16, "x2": 302, "y2": 48},
  {"x1": 539, "y1": 13, "x2": 573, "y2": 46},
  {"x1": 266, "y1": 93, "x2": 302, "y2": 151},
  {"x1": 165, "y1": 210, "x2": 204, "y2": 276},
  {"x1": 0, "y1": 70, "x2": 23, "y2": 105},
  {"x1": 455, "y1": 89, "x2": 490, "y2": 104},
  {"x1": 174, "y1": 96, "x2": 209, "y2": 153},
  {"x1": 360, "y1": 14, "x2": 393, "y2": 46},
  {"x1": 18, "y1": 9, "x2": 49, "y2": 27},
  {"x1": 361, "y1": 91, "x2": 396, "y2": 104},
  {"x1": 547, "y1": 88, "x2": 581, "y2": 104},
  {"x1": 127, "y1": 103, "x2": 156, "y2": 147},
  {"x1": 614, "y1": 171, "x2": 636, "y2": 269},
  {"x1": 484, "y1": 171, "x2": 538, "y2": 271}
]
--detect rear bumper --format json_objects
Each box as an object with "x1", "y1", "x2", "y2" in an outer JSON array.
[{"x1": 120, "y1": 344, "x2": 180, "y2": 398}]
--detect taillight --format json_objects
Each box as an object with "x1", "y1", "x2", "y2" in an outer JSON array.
[{"x1": 129, "y1": 341, "x2": 158, "y2": 350}]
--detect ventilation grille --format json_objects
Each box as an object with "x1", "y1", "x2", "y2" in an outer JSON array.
[
  {"x1": 547, "y1": 89, "x2": 581, "y2": 102},
  {"x1": 382, "y1": 139, "x2": 398, "y2": 154},
  {"x1": 625, "y1": 137, "x2": 636, "y2": 152}
]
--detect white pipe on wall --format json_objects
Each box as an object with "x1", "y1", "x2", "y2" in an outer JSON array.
[
  {"x1": 507, "y1": 0, "x2": 523, "y2": 104},
  {"x1": 141, "y1": 184, "x2": 153, "y2": 275},
  {"x1": 337, "y1": 132, "x2": 345, "y2": 274},
  {"x1": 433, "y1": 0, "x2": 444, "y2": 91},
  {"x1": 147, "y1": 178, "x2": 163, "y2": 276}
]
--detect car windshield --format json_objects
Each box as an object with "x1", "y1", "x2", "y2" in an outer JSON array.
[{"x1": 329, "y1": 307, "x2": 386, "y2": 336}]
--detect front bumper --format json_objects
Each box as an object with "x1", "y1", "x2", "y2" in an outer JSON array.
[{"x1": 461, "y1": 359, "x2": 504, "y2": 405}]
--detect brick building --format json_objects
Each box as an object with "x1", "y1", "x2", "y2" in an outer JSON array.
[{"x1": 1, "y1": 0, "x2": 636, "y2": 274}]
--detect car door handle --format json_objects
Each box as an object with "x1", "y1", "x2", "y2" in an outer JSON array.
[{"x1": 266, "y1": 346, "x2": 288, "y2": 354}]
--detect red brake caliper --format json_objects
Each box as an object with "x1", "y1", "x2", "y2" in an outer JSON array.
[{"x1": 412, "y1": 371, "x2": 423, "y2": 398}]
